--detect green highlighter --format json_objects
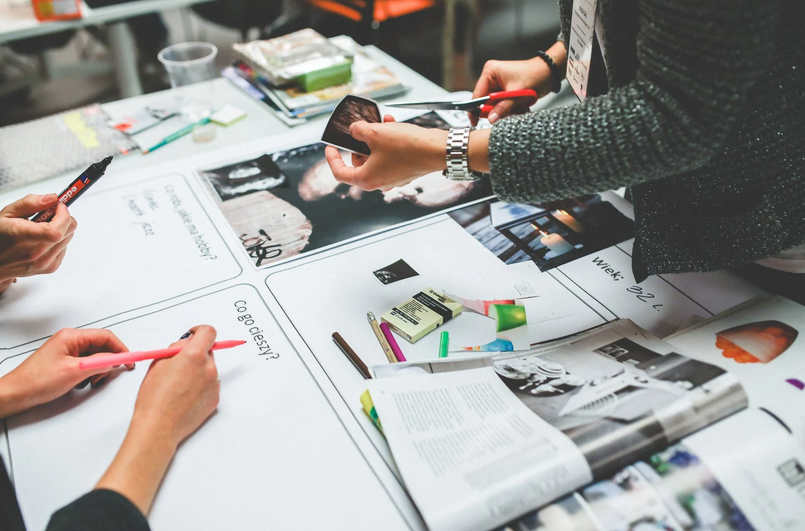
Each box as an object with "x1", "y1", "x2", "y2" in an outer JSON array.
[{"x1": 438, "y1": 331, "x2": 449, "y2": 358}]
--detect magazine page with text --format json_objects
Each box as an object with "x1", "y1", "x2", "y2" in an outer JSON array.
[{"x1": 368, "y1": 321, "x2": 747, "y2": 531}]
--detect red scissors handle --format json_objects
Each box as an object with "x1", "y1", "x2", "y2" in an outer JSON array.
[{"x1": 478, "y1": 89, "x2": 538, "y2": 119}]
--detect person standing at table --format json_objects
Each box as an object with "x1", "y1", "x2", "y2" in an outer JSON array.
[
  {"x1": 0, "y1": 325, "x2": 221, "y2": 531},
  {"x1": 325, "y1": 0, "x2": 804, "y2": 301}
]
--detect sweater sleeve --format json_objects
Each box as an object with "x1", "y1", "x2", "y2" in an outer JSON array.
[
  {"x1": 46, "y1": 490, "x2": 150, "y2": 531},
  {"x1": 488, "y1": 0, "x2": 780, "y2": 203}
]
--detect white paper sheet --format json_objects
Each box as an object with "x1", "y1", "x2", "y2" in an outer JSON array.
[
  {"x1": 5, "y1": 285, "x2": 414, "y2": 531},
  {"x1": 368, "y1": 367, "x2": 593, "y2": 531}
]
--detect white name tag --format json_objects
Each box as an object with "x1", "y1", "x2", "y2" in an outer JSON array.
[{"x1": 566, "y1": 0, "x2": 597, "y2": 101}]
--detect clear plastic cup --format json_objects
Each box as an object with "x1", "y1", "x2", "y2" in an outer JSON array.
[{"x1": 158, "y1": 42, "x2": 218, "y2": 121}]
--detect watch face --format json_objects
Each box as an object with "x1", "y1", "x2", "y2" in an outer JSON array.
[{"x1": 320, "y1": 95, "x2": 381, "y2": 156}]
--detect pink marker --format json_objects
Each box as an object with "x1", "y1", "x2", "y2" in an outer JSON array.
[
  {"x1": 79, "y1": 340, "x2": 247, "y2": 370},
  {"x1": 379, "y1": 322, "x2": 406, "y2": 362}
]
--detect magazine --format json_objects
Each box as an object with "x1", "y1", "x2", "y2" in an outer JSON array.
[
  {"x1": 239, "y1": 35, "x2": 406, "y2": 119},
  {"x1": 500, "y1": 408, "x2": 805, "y2": 530},
  {"x1": 368, "y1": 320, "x2": 747, "y2": 531}
]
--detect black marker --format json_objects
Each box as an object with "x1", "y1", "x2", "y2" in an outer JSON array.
[{"x1": 31, "y1": 156, "x2": 113, "y2": 223}]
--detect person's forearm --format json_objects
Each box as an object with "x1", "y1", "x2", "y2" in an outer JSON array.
[
  {"x1": 468, "y1": 128, "x2": 490, "y2": 174},
  {"x1": 0, "y1": 372, "x2": 39, "y2": 418},
  {"x1": 545, "y1": 41, "x2": 567, "y2": 73},
  {"x1": 95, "y1": 422, "x2": 176, "y2": 516}
]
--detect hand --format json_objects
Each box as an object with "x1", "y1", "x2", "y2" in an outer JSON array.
[
  {"x1": 0, "y1": 194, "x2": 78, "y2": 293},
  {"x1": 95, "y1": 325, "x2": 220, "y2": 516},
  {"x1": 326, "y1": 115, "x2": 447, "y2": 192},
  {"x1": 471, "y1": 57, "x2": 552, "y2": 124},
  {"x1": 0, "y1": 329, "x2": 131, "y2": 418},
  {"x1": 129, "y1": 325, "x2": 220, "y2": 448}
]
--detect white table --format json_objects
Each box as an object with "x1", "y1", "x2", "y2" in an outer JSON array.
[
  {"x1": 101, "y1": 45, "x2": 448, "y2": 173},
  {"x1": 0, "y1": 0, "x2": 217, "y2": 97}
]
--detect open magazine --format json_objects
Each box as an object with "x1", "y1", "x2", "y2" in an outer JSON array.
[{"x1": 367, "y1": 298, "x2": 805, "y2": 531}]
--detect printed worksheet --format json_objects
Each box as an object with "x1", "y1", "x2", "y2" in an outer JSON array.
[
  {"x1": 0, "y1": 173, "x2": 241, "y2": 350},
  {"x1": 4, "y1": 285, "x2": 416, "y2": 531}
]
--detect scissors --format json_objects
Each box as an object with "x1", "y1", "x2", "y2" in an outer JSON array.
[{"x1": 385, "y1": 89, "x2": 538, "y2": 119}]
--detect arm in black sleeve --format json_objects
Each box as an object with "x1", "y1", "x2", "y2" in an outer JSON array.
[
  {"x1": 488, "y1": 0, "x2": 780, "y2": 203},
  {"x1": 46, "y1": 490, "x2": 150, "y2": 531}
]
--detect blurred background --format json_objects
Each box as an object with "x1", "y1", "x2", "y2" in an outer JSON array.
[{"x1": 0, "y1": 0, "x2": 560, "y2": 126}]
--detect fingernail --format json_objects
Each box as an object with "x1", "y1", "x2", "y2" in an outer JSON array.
[
  {"x1": 42, "y1": 193, "x2": 57, "y2": 203},
  {"x1": 488, "y1": 113, "x2": 499, "y2": 124},
  {"x1": 179, "y1": 331, "x2": 192, "y2": 340}
]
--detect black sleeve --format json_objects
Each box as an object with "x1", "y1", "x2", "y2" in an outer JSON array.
[
  {"x1": 1, "y1": 457, "x2": 26, "y2": 531},
  {"x1": 46, "y1": 490, "x2": 150, "y2": 531}
]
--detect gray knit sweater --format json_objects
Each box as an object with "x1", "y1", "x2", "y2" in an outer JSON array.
[{"x1": 488, "y1": 0, "x2": 804, "y2": 281}]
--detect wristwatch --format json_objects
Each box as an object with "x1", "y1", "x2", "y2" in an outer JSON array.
[{"x1": 443, "y1": 127, "x2": 483, "y2": 181}]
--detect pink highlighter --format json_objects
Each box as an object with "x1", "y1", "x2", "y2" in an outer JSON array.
[
  {"x1": 79, "y1": 340, "x2": 246, "y2": 371},
  {"x1": 379, "y1": 322, "x2": 406, "y2": 362}
]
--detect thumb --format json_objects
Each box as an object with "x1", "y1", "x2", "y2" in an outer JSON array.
[
  {"x1": 488, "y1": 100, "x2": 516, "y2": 124},
  {"x1": 1, "y1": 194, "x2": 59, "y2": 218},
  {"x1": 349, "y1": 121, "x2": 373, "y2": 142}
]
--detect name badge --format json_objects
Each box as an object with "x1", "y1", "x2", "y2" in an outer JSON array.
[{"x1": 566, "y1": 0, "x2": 597, "y2": 101}]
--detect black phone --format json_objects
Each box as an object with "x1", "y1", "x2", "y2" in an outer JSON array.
[{"x1": 321, "y1": 95, "x2": 381, "y2": 156}]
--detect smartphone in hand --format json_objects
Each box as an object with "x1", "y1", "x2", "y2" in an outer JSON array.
[{"x1": 321, "y1": 95, "x2": 381, "y2": 156}]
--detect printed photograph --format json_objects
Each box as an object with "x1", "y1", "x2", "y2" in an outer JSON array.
[
  {"x1": 373, "y1": 258, "x2": 419, "y2": 285},
  {"x1": 636, "y1": 444, "x2": 753, "y2": 530},
  {"x1": 321, "y1": 95, "x2": 381, "y2": 155},
  {"x1": 200, "y1": 113, "x2": 493, "y2": 267},
  {"x1": 492, "y1": 337, "x2": 742, "y2": 477},
  {"x1": 448, "y1": 195, "x2": 635, "y2": 271}
]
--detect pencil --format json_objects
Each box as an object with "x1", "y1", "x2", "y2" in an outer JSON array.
[
  {"x1": 142, "y1": 117, "x2": 210, "y2": 154},
  {"x1": 368, "y1": 312, "x2": 396, "y2": 363},
  {"x1": 332, "y1": 332, "x2": 372, "y2": 379}
]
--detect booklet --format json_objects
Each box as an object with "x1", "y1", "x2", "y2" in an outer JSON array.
[{"x1": 368, "y1": 320, "x2": 747, "y2": 531}]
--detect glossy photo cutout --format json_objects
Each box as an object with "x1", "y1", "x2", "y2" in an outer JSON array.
[
  {"x1": 321, "y1": 95, "x2": 381, "y2": 156},
  {"x1": 714, "y1": 320, "x2": 798, "y2": 364}
]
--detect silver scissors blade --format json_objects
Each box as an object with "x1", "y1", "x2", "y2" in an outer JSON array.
[{"x1": 385, "y1": 96, "x2": 490, "y2": 111}]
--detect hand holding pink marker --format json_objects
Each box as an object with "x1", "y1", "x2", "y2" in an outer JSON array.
[{"x1": 79, "y1": 340, "x2": 247, "y2": 371}]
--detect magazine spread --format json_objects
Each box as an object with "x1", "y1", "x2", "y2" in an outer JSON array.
[
  {"x1": 665, "y1": 296, "x2": 805, "y2": 443},
  {"x1": 368, "y1": 320, "x2": 747, "y2": 531},
  {"x1": 500, "y1": 408, "x2": 805, "y2": 530}
]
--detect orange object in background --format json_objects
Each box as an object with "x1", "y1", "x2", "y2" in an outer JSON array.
[{"x1": 32, "y1": 0, "x2": 82, "y2": 21}]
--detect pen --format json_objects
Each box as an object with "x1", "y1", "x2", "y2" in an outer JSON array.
[
  {"x1": 379, "y1": 322, "x2": 406, "y2": 362},
  {"x1": 142, "y1": 117, "x2": 210, "y2": 154},
  {"x1": 30, "y1": 156, "x2": 113, "y2": 223},
  {"x1": 439, "y1": 331, "x2": 449, "y2": 358},
  {"x1": 79, "y1": 339, "x2": 247, "y2": 370},
  {"x1": 367, "y1": 312, "x2": 396, "y2": 363},
  {"x1": 332, "y1": 332, "x2": 371, "y2": 379}
]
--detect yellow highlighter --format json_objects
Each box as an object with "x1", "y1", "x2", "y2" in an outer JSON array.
[{"x1": 360, "y1": 390, "x2": 383, "y2": 434}]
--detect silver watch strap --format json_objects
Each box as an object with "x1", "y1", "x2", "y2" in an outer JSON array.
[{"x1": 443, "y1": 127, "x2": 481, "y2": 181}]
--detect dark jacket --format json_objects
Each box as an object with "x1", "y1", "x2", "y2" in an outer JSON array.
[{"x1": 488, "y1": 0, "x2": 804, "y2": 281}]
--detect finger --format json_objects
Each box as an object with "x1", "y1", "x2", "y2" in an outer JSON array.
[
  {"x1": 469, "y1": 113, "x2": 479, "y2": 127},
  {"x1": 472, "y1": 61, "x2": 502, "y2": 99},
  {"x1": 382, "y1": 114, "x2": 396, "y2": 123},
  {"x1": 90, "y1": 372, "x2": 110, "y2": 388},
  {"x1": 179, "y1": 324, "x2": 217, "y2": 360},
  {"x1": 348, "y1": 121, "x2": 372, "y2": 143},
  {"x1": 488, "y1": 100, "x2": 516, "y2": 124},
  {"x1": 351, "y1": 153, "x2": 367, "y2": 168},
  {"x1": 66, "y1": 328, "x2": 129, "y2": 358},
  {"x1": 29, "y1": 234, "x2": 73, "y2": 275},
  {"x1": 125, "y1": 363, "x2": 135, "y2": 371},
  {"x1": 0, "y1": 194, "x2": 58, "y2": 218},
  {"x1": 325, "y1": 146, "x2": 361, "y2": 184},
  {"x1": 47, "y1": 203, "x2": 73, "y2": 239}
]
